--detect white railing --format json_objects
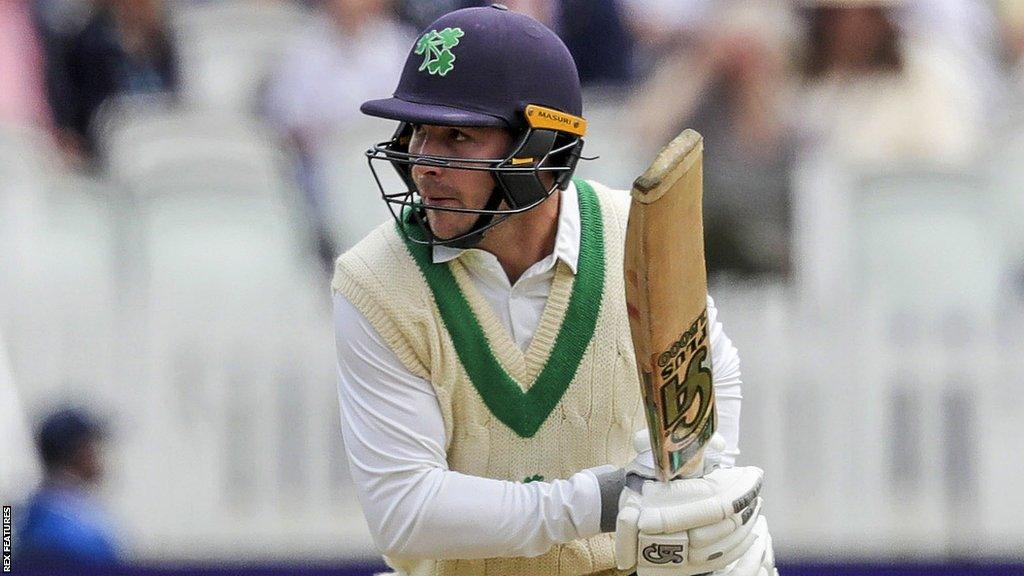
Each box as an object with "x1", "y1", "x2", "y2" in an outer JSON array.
[
  {"x1": 710, "y1": 284, "x2": 1024, "y2": 562},
  {"x1": 7, "y1": 274, "x2": 1020, "y2": 563}
]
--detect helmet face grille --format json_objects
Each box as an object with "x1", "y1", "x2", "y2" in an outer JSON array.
[{"x1": 366, "y1": 123, "x2": 585, "y2": 248}]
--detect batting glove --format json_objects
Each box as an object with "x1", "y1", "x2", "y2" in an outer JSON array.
[{"x1": 614, "y1": 430, "x2": 769, "y2": 576}]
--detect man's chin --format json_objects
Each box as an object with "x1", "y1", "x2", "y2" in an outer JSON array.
[
  {"x1": 431, "y1": 229, "x2": 471, "y2": 243},
  {"x1": 426, "y1": 217, "x2": 476, "y2": 242}
]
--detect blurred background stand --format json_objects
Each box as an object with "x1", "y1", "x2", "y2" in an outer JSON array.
[
  {"x1": 0, "y1": 326, "x2": 42, "y2": 506},
  {"x1": 0, "y1": 0, "x2": 1023, "y2": 573},
  {"x1": 171, "y1": 0, "x2": 317, "y2": 113}
]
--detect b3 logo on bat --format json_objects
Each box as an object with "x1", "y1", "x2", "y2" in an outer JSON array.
[
  {"x1": 657, "y1": 312, "x2": 714, "y2": 454},
  {"x1": 662, "y1": 346, "x2": 712, "y2": 442}
]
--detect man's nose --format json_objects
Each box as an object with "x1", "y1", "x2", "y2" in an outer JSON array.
[
  {"x1": 410, "y1": 148, "x2": 447, "y2": 180},
  {"x1": 411, "y1": 160, "x2": 441, "y2": 180}
]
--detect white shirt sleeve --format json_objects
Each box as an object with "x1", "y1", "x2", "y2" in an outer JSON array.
[
  {"x1": 706, "y1": 295, "x2": 742, "y2": 468},
  {"x1": 333, "y1": 293, "x2": 604, "y2": 560}
]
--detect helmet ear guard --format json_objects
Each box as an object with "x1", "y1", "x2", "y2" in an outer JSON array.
[{"x1": 493, "y1": 127, "x2": 583, "y2": 209}]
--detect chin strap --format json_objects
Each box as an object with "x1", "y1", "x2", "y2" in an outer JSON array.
[{"x1": 443, "y1": 186, "x2": 506, "y2": 249}]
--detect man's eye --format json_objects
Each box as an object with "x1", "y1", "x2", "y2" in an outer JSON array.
[{"x1": 452, "y1": 130, "x2": 468, "y2": 142}]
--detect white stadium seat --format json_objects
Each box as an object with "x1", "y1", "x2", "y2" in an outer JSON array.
[
  {"x1": 986, "y1": 120, "x2": 1024, "y2": 297},
  {"x1": 169, "y1": 0, "x2": 317, "y2": 111},
  {"x1": 851, "y1": 170, "x2": 1003, "y2": 323},
  {"x1": 0, "y1": 167, "x2": 122, "y2": 408},
  {"x1": 313, "y1": 117, "x2": 403, "y2": 253}
]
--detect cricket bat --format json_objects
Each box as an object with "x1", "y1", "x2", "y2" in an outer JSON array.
[{"x1": 624, "y1": 129, "x2": 716, "y2": 482}]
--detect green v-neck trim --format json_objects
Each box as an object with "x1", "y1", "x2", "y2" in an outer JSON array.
[{"x1": 400, "y1": 179, "x2": 605, "y2": 438}]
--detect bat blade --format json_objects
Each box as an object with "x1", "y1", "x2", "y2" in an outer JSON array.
[{"x1": 624, "y1": 129, "x2": 716, "y2": 482}]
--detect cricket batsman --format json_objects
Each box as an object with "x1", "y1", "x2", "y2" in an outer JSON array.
[{"x1": 332, "y1": 5, "x2": 777, "y2": 575}]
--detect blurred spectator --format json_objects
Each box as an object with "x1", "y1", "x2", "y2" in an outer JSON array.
[
  {"x1": 795, "y1": 0, "x2": 984, "y2": 170},
  {"x1": 0, "y1": 1, "x2": 53, "y2": 131},
  {"x1": 41, "y1": 0, "x2": 178, "y2": 160},
  {"x1": 16, "y1": 406, "x2": 122, "y2": 568},
  {"x1": 395, "y1": 0, "x2": 475, "y2": 30},
  {"x1": 791, "y1": 0, "x2": 990, "y2": 312},
  {"x1": 265, "y1": 0, "x2": 410, "y2": 157},
  {"x1": 996, "y1": 0, "x2": 1024, "y2": 79},
  {"x1": 900, "y1": 0, "x2": 1002, "y2": 110},
  {"x1": 620, "y1": 0, "x2": 713, "y2": 68},
  {"x1": 465, "y1": 1, "x2": 635, "y2": 87},
  {"x1": 555, "y1": 0, "x2": 635, "y2": 87},
  {"x1": 264, "y1": 0, "x2": 412, "y2": 269},
  {"x1": 625, "y1": 1, "x2": 797, "y2": 277}
]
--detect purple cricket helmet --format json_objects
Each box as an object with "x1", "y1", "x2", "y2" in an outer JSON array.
[{"x1": 361, "y1": 3, "x2": 588, "y2": 248}]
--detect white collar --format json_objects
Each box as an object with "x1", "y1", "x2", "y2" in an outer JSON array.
[{"x1": 431, "y1": 180, "x2": 581, "y2": 275}]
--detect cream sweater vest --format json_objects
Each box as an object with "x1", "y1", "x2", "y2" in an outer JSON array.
[{"x1": 332, "y1": 180, "x2": 643, "y2": 576}]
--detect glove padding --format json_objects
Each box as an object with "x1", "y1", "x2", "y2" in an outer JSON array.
[
  {"x1": 717, "y1": 515, "x2": 778, "y2": 576},
  {"x1": 620, "y1": 515, "x2": 777, "y2": 576},
  {"x1": 615, "y1": 430, "x2": 768, "y2": 576}
]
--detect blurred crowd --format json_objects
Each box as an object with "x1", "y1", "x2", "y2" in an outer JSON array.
[
  {"x1": 2, "y1": 0, "x2": 1024, "y2": 569},
  {"x1": 2, "y1": 0, "x2": 1023, "y2": 278}
]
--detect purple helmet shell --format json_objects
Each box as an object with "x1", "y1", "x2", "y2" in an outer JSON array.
[{"x1": 361, "y1": 4, "x2": 583, "y2": 131}]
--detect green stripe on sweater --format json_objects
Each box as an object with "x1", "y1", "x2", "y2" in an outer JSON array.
[{"x1": 400, "y1": 179, "x2": 606, "y2": 438}]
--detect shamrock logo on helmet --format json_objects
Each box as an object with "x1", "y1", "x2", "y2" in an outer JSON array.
[{"x1": 414, "y1": 27, "x2": 465, "y2": 77}]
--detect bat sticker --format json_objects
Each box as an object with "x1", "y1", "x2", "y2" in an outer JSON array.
[{"x1": 653, "y1": 310, "x2": 716, "y2": 476}]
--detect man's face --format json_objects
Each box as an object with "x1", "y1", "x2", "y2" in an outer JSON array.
[{"x1": 408, "y1": 124, "x2": 513, "y2": 241}]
